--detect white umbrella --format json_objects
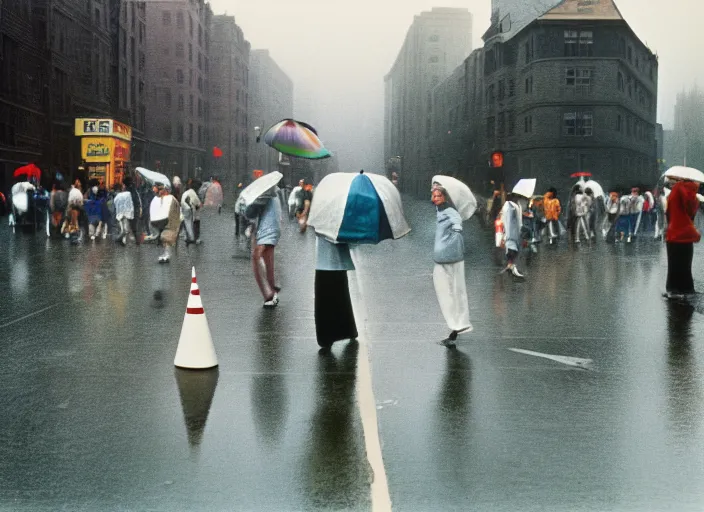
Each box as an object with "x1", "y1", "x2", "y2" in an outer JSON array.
[
  {"x1": 431, "y1": 175, "x2": 477, "y2": 221},
  {"x1": 136, "y1": 167, "x2": 171, "y2": 189},
  {"x1": 664, "y1": 166, "x2": 704, "y2": 183},
  {"x1": 584, "y1": 179, "x2": 605, "y2": 199},
  {"x1": 307, "y1": 171, "x2": 410, "y2": 244},
  {"x1": 235, "y1": 171, "x2": 283, "y2": 211},
  {"x1": 512, "y1": 178, "x2": 536, "y2": 199}
]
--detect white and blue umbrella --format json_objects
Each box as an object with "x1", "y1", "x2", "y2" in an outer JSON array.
[
  {"x1": 136, "y1": 167, "x2": 171, "y2": 189},
  {"x1": 307, "y1": 171, "x2": 410, "y2": 244}
]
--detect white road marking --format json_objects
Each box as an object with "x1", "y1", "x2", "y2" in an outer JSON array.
[
  {"x1": 508, "y1": 348, "x2": 594, "y2": 369},
  {"x1": 0, "y1": 303, "x2": 60, "y2": 329},
  {"x1": 349, "y1": 249, "x2": 392, "y2": 512}
]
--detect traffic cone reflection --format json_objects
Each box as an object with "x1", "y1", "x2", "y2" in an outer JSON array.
[{"x1": 174, "y1": 267, "x2": 218, "y2": 369}]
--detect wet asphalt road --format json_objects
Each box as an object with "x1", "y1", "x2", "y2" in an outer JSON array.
[{"x1": 1, "y1": 197, "x2": 704, "y2": 511}]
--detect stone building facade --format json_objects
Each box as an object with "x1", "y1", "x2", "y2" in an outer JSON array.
[
  {"x1": 144, "y1": 0, "x2": 212, "y2": 180},
  {"x1": 209, "y1": 15, "x2": 250, "y2": 188},
  {"x1": 384, "y1": 7, "x2": 473, "y2": 196},
  {"x1": 1, "y1": 0, "x2": 122, "y2": 189},
  {"x1": 117, "y1": 0, "x2": 148, "y2": 164},
  {"x1": 481, "y1": 0, "x2": 659, "y2": 192},
  {"x1": 248, "y1": 49, "x2": 293, "y2": 176},
  {"x1": 404, "y1": 0, "x2": 660, "y2": 197},
  {"x1": 0, "y1": 0, "x2": 46, "y2": 192}
]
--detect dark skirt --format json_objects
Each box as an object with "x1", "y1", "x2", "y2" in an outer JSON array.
[
  {"x1": 315, "y1": 270, "x2": 358, "y2": 347},
  {"x1": 666, "y1": 242, "x2": 695, "y2": 294}
]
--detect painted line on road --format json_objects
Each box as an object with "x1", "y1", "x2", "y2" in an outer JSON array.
[
  {"x1": 0, "y1": 303, "x2": 60, "y2": 329},
  {"x1": 508, "y1": 348, "x2": 594, "y2": 369},
  {"x1": 350, "y1": 249, "x2": 392, "y2": 512}
]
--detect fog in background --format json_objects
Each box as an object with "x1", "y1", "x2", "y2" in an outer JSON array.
[{"x1": 209, "y1": 0, "x2": 704, "y2": 172}]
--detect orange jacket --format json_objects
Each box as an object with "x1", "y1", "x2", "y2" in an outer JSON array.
[
  {"x1": 666, "y1": 181, "x2": 701, "y2": 244},
  {"x1": 543, "y1": 193, "x2": 561, "y2": 221}
]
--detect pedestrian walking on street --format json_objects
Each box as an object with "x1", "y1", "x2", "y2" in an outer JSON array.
[
  {"x1": 149, "y1": 184, "x2": 181, "y2": 263},
  {"x1": 543, "y1": 188, "x2": 561, "y2": 244},
  {"x1": 245, "y1": 186, "x2": 282, "y2": 307},
  {"x1": 665, "y1": 178, "x2": 701, "y2": 298},
  {"x1": 573, "y1": 186, "x2": 591, "y2": 243},
  {"x1": 113, "y1": 183, "x2": 135, "y2": 245},
  {"x1": 500, "y1": 193, "x2": 525, "y2": 278},
  {"x1": 181, "y1": 179, "x2": 202, "y2": 245},
  {"x1": 431, "y1": 185, "x2": 473, "y2": 344},
  {"x1": 314, "y1": 235, "x2": 358, "y2": 351}
]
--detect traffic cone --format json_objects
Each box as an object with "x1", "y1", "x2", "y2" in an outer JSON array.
[{"x1": 174, "y1": 267, "x2": 218, "y2": 369}]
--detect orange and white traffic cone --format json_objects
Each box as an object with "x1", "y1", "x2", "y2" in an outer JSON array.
[{"x1": 174, "y1": 267, "x2": 218, "y2": 369}]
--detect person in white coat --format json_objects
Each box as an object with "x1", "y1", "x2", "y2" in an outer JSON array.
[
  {"x1": 573, "y1": 187, "x2": 592, "y2": 243},
  {"x1": 181, "y1": 179, "x2": 202, "y2": 244},
  {"x1": 500, "y1": 193, "x2": 524, "y2": 278},
  {"x1": 431, "y1": 185, "x2": 473, "y2": 345}
]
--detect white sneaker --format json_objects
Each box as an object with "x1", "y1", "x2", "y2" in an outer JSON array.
[
  {"x1": 511, "y1": 266, "x2": 524, "y2": 278},
  {"x1": 575, "y1": 238, "x2": 581, "y2": 243},
  {"x1": 263, "y1": 295, "x2": 279, "y2": 308}
]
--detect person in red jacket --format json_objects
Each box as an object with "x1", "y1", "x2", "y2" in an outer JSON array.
[{"x1": 665, "y1": 179, "x2": 701, "y2": 297}]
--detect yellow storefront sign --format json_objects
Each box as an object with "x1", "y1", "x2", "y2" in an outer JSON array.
[
  {"x1": 82, "y1": 137, "x2": 114, "y2": 162},
  {"x1": 75, "y1": 118, "x2": 132, "y2": 142}
]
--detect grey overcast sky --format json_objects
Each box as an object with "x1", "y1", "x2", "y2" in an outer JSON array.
[{"x1": 208, "y1": 0, "x2": 703, "y2": 172}]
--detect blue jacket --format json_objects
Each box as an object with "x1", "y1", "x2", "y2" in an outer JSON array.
[{"x1": 434, "y1": 206, "x2": 464, "y2": 264}]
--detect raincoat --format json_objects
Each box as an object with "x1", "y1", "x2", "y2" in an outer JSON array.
[{"x1": 432, "y1": 204, "x2": 471, "y2": 334}]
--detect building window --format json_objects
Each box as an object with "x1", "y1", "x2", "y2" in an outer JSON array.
[
  {"x1": 189, "y1": 70, "x2": 193, "y2": 87},
  {"x1": 198, "y1": 98, "x2": 202, "y2": 117},
  {"x1": 508, "y1": 111, "x2": 516, "y2": 136},
  {"x1": 579, "y1": 31, "x2": 593, "y2": 56},
  {"x1": 508, "y1": 79, "x2": 515, "y2": 97},
  {"x1": 429, "y1": 55, "x2": 439, "y2": 63},
  {"x1": 176, "y1": 69, "x2": 184, "y2": 84},
  {"x1": 525, "y1": 76, "x2": 533, "y2": 94},
  {"x1": 176, "y1": 12, "x2": 184, "y2": 29},
  {"x1": 628, "y1": 46, "x2": 632, "y2": 62},
  {"x1": 498, "y1": 80, "x2": 505, "y2": 101},
  {"x1": 485, "y1": 84, "x2": 495, "y2": 105},
  {"x1": 162, "y1": 11, "x2": 171, "y2": 26},
  {"x1": 627, "y1": 75, "x2": 632, "y2": 98},
  {"x1": 498, "y1": 112, "x2": 506, "y2": 136},
  {"x1": 617, "y1": 71, "x2": 625, "y2": 92},
  {"x1": 564, "y1": 30, "x2": 577, "y2": 56},
  {"x1": 162, "y1": 88, "x2": 171, "y2": 108},
  {"x1": 189, "y1": 95, "x2": 193, "y2": 115},
  {"x1": 524, "y1": 115, "x2": 533, "y2": 133},
  {"x1": 564, "y1": 112, "x2": 593, "y2": 136},
  {"x1": 616, "y1": 114, "x2": 622, "y2": 132},
  {"x1": 178, "y1": 94, "x2": 184, "y2": 111},
  {"x1": 189, "y1": 123, "x2": 193, "y2": 143},
  {"x1": 486, "y1": 116, "x2": 495, "y2": 138},
  {"x1": 163, "y1": 122, "x2": 172, "y2": 140},
  {"x1": 177, "y1": 123, "x2": 184, "y2": 142},
  {"x1": 566, "y1": 68, "x2": 591, "y2": 92},
  {"x1": 176, "y1": 42, "x2": 184, "y2": 57},
  {"x1": 525, "y1": 37, "x2": 534, "y2": 63},
  {"x1": 188, "y1": 43, "x2": 192, "y2": 62},
  {"x1": 626, "y1": 116, "x2": 632, "y2": 136}
]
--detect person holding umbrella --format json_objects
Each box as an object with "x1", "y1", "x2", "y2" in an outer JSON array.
[
  {"x1": 430, "y1": 177, "x2": 475, "y2": 344},
  {"x1": 307, "y1": 170, "x2": 410, "y2": 349},
  {"x1": 663, "y1": 167, "x2": 703, "y2": 298},
  {"x1": 237, "y1": 172, "x2": 284, "y2": 308}
]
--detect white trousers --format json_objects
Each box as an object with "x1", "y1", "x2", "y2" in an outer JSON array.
[{"x1": 433, "y1": 262, "x2": 472, "y2": 332}]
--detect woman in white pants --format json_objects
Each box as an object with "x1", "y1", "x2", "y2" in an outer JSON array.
[{"x1": 431, "y1": 185, "x2": 472, "y2": 345}]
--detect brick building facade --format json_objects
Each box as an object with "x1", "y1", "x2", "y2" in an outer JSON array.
[
  {"x1": 144, "y1": 0, "x2": 212, "y2": 181},
  {"x1": 209, "y1": 15, "x2": 250, "y2": 188}
]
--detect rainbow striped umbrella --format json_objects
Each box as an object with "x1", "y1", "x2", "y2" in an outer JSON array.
[{"x1": 263, "y1": 119, "x2": 332, "y2": 160}]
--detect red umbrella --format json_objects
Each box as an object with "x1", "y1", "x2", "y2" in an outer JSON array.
[
  {"x1": 13, "y1": 163, "x2": 41, "y2": 181},
  {"x1": 570, "y1": 172, "x2": 592, "y2": 178},
  {"x1": 212, "y1": 147, "x2": 223, "y2": 158}
]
